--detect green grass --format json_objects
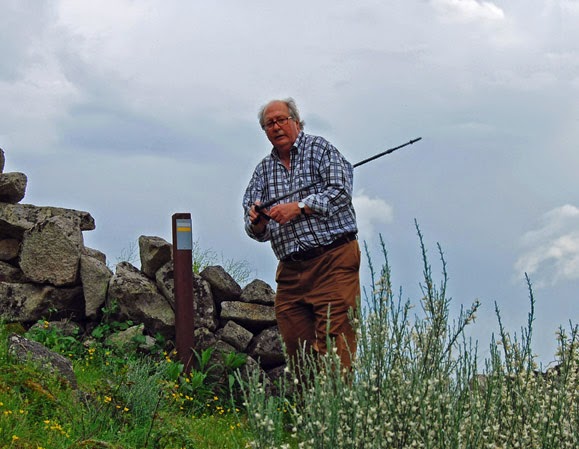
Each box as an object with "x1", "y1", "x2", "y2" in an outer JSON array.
[
  {"x1": 0, "y1": 321, "x2": 252, "y2": 448},
  {"x1": 1, "y1": 226, "x2": 577, "y2": 448}
]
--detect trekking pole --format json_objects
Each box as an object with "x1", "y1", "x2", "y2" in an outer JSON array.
[{"x1": 251, "y1": 137, "x2": 422, "y2": 223}]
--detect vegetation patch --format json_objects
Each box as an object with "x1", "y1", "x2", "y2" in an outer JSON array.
[{"x1": 1, "y1": 227, "x2": 577, "y2": 448}]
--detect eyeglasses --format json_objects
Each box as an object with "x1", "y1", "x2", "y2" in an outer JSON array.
[{"x1": 262, "y1": 116, "x2": 293, "y2": 130}]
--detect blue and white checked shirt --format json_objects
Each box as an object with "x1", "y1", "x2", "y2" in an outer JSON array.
[{"x1": 243, "y1": 132, "x2": 358, "y2": 260}]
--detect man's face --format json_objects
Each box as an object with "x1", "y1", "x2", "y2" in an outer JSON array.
[{"x1": 263, "y1": 101, "x2": 301, "y2": 153}]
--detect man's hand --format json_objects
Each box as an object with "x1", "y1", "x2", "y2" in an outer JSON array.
[
  {"x1": 250, "y1": 202, "x2": 269, "y2": 234},
  {"x1": 269, "y1": 202, "x2": 306, "y2": 225}
]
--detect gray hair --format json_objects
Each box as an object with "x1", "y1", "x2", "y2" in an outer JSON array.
[{"x1": 258, "y1": 97, "x2": 306, "y2": 130}]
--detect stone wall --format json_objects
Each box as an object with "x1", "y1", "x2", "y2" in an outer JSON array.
[{"x1": 0, "y1": 147, "x2": 285, "y2": 380}]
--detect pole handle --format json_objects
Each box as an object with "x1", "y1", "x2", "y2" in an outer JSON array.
[{"x1": 251, "y1": 207, "x2": 271, "y2": 225}]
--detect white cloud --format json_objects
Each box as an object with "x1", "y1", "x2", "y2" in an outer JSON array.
[
  {"x1": 353, "y1": 191, "x2": 394, "y2": 242},
  {"x1": 515, "y1": 205, "x2": 579, "y2": 287},
  {"x1": 431, "y1": 0, "x2": 505, "y2": 23}
]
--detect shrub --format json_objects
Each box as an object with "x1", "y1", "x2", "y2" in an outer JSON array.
[{"x1": 240, "y1": 224, "x2": 578, "y2": 449}]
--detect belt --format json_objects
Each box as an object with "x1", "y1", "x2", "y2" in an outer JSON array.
[{"x1": 281, "y1": 233, "x2": 357, "y2": 263}]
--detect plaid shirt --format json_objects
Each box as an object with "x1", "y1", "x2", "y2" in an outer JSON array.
[{"x1": 243, "y1": 132, "x2": 358, "y2": 260}]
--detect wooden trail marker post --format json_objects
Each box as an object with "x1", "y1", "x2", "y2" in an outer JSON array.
[{"x1": 172, "y1": 213, "x2": 194, "y2": 373}]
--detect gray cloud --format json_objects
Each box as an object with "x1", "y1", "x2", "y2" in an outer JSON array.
[
  {"x1": 353, "y1": 191, "x2": 395, "y2": 243},
  {"x1": 58, "y1": 102, "x2": 220, "y2": 158},
  {"x1": 2, "y1": 0, "x2": 577, "y2": 363},
  {"x1": 0, "y1": 1, "x2": 56, "y2": 81},
  {"x1": 515, "y1": 205, "x2": 579, "y2": 287},
  {"x1": 431, "y1": 0, "x2": 505, "y2": 23}
]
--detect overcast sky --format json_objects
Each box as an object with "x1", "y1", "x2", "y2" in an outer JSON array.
[{"x1": 2, "y1": 0, "x2": 577, "y2": 365}]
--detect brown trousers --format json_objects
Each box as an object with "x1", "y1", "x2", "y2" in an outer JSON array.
[{"x1": 275, "y1": 239, "x2": 361, "y2": 369}]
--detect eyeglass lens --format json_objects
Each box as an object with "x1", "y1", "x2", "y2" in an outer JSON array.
[{"x1": 265, "y1": 117, "x2": 290, "y2": 129}]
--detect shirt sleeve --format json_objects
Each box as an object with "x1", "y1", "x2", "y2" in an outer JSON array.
[
  {"x1": 302, "y1": 140, "x2": 354, "y2": 219},
  {"x1": 242, "y1": 164, "x2": 272, "y2": 242}
]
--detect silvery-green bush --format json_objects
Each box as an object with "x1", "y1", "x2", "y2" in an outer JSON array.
[{"x1": 241, "y1": 226, "x2": 578, "y2": 449}]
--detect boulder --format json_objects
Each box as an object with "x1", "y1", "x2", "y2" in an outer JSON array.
[
  {"x1": 19, "y1": 215, "x2": 84, "y2": 286},
  {"x1": 193, "y1": 326, "x2": 218, "y2": 352},
  {"x1": 218, "y1": 320, "x2": 254, "y2": 352},
  {"x1": 193, "y1": 272, "x2": 219, "y2": 331},
  {"x1": 108, "y1": 262, "x2": 174, "y2": 337},
  {"x1": 106, "y1": 323, "x2": 156, "y2": 351},
  {"x1": 237, "y1": 355, "x2": 273, "y2": 395},
  {"x1": 80, "y1": 253, "x2": 113, "y2": 319},
  {"x1": 249, "y1": 326, "x2": 285, "y2": 368},
  {"x1": 82, "y1": 246, "x2": 107, "y2": 265},
  {"x1": 0, "y1": 238, "x2": 20, "y2": 261},
  {"x1": 139, "y1": 235, "x2": 172, "y2": 279},
  {"x1": 240, "y1": 279, "x2": 275, "y2": 305},
  {"x1": 155, "y1": 260, "x2": 175, "y2": 308},
  {"x1": 155, "y1": 261, "x2": 219, "y2": 331},
  {"x1": 220, "y1": 301, "x2": 276, "y2": 331},
  {"x1": 8, "y1": 333, "x2": 78, "y2": 389},
  {"x1": 0, "y1": 260, "x2": 29, "y2": 283},
  {"x1": 0, "y1": 282, "x2": 84, "y2": 323},
  {"x1": 266, "y1": 364, "x2": 292, "y2": 396},
  {"x1": 0, "y1": 172, "x2": 27, "y2": 204},
  {"x1": 0, "y1": 203, "x2": 95, "y2": 240},
  {"x1": 200, "y1": 265, "x2": 241, "y2": 303}
]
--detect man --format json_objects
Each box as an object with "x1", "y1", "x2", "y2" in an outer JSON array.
[{"x1": 243, "y1": 98, "x2": 360, "y2": 369}]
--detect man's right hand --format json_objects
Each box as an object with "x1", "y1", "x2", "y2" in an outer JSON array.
[{"x1": 250, "y1": 202, "x2": 269, "y2": 234}]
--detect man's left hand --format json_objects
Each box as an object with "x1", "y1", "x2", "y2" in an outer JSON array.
[{"x1": 269, "y1": 202, "x2": 303, "y2": 225}]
